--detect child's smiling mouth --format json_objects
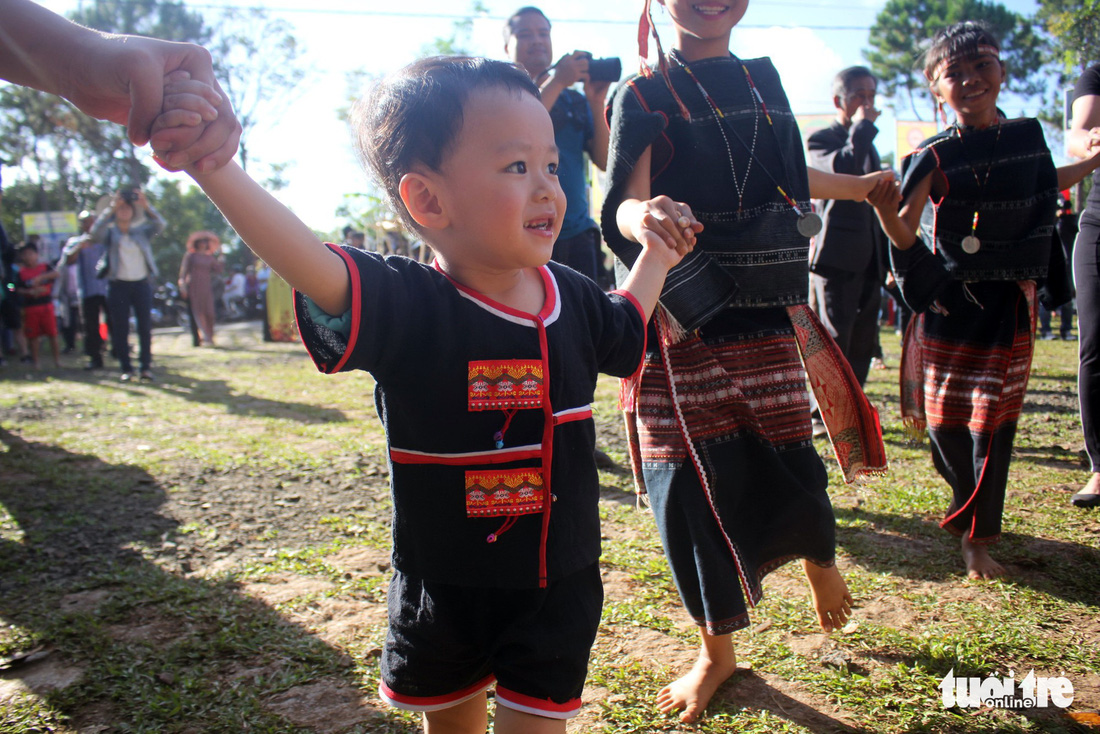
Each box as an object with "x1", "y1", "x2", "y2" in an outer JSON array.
[
  {"x1": 693, "y1": 3, "x2": 729, "y2": 15},
  {"x1": 525, "y1": 218, "x2": 555, "y2": 233}
]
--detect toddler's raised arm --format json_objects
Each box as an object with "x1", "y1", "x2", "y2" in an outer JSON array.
[
  {"x1": 153, "y1": 80, "x2": 350, "y2": 315},
  {"x1": 188, "y1": 163, "x2": 350, "y2": 316}
]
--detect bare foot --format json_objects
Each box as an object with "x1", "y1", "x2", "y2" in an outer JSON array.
[
  {"x1": 961, "y1": 536, "x2": 1006, "y2": 579},
  {"x1": 656, "y1": 630, "x2": 738, "y2": 723},
  {"x1": 802, "y1": 560, "x2": 854, "y2": 632}
]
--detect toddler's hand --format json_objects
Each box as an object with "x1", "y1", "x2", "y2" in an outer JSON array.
[
  {"x1": 631, "y1": 195, "x2": 702, "y2": 265},
  {"x1": 149, "y1": 70, "x2": 221, "y2": 171}
]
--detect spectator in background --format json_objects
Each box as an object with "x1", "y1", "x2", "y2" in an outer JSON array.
[
  {"x1": 91, "y1": 188, "x2": 165, "y2": 381},
  {"x1": 807, "y1": 67, "x2": 887, "y2": 390},
  {"x1": 1040, "y1": 197, "x2": 1078, "y2": 340},
  {"x1": 223, "y1": 265, "x2": 246, "y2": 316},
  {"x1": 55, "y1": 241, "x2": 81, "y2": 354},
  {"x1": 179, "y1": 231, "x2": 223, "y2": 346},
  {"x1": 14, "y1": 243, "x2": 60, "y2": 369},
  {"x1": 62, "y1": 210, "x2": 110, "y2": 370},
  {"x1": 504, "y1": 6, "x2": 611, "y2": 285},
  {"x1": 0, "y1": 173, "x2": 26, "y2": 366}
]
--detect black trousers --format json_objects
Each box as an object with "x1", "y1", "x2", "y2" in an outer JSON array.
[
  {"x1": 809, "y1": 259, "x2": 882, "y2": 386},
  {"x1": 1075, "y1": 212, "x2": 1100, "y2": 471},
  {"x1": 82, "y1": 294, "x2": 108, "y2": 364}
]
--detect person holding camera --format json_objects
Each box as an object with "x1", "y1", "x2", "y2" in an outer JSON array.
[
  {"x1": 90, "y1": 188, "x2": 165, "y2": 381},
  {"x1": 62, "y1": 210, "x2": 111, "y2": 370},
  {"x1": 505, "y1": 6, "x2": 614, "y2": 286}
]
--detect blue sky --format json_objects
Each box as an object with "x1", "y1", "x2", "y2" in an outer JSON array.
[{"x1": 32, "y1": 0, "x2": 1046, "y2": 232}]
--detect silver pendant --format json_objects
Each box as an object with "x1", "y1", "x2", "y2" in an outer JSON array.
[
  {"x1": 961, "y1": 235, "x2": 981, "y2": 254},
  {"x1": 797, "y1": 212, "x2": 823, "y2": 238}
]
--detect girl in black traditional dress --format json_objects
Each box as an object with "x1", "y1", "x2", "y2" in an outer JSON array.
[
  {"x1": 602, "y1": 0, "x2": 890, "y2": 723},
  {"x1": 867, "y1": 22, "x2": 1100, "y2": 578}
]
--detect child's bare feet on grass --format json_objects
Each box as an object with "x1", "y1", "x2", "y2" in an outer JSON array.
[
  {"x1": 656, "y1": 630, "x2": 738, "y2": 724},
  {"x1": 802, "y1": 560, "x2": 854, "y2": 632},
  {"x1": 961, "y1": 536, "x2": 1006, "y2": 579}
]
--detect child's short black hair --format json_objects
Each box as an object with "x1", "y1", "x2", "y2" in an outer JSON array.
[
  {"x1": 924, "y1": 21, "x2": 1002, "y2": 82},
  {"x1": 351, "y1": 56, "x2": 540, "y2": 234},
  {"x1": 832, "y1": 66, "x2": 876, "y2": 99},
  {"x1": 503, "y1": 6, "x2": 549, "y2": 43},
  {"x1": 16, "y1": 243, "x2": 38, "y2": 257}
]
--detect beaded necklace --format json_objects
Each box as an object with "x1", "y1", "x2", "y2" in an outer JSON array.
[
  {"x1": 952, "y1": 119, "x2": 1002, "y2": 254},
  {"x1": 670, "y1": 50, "x2": 822, "y2": 238}
]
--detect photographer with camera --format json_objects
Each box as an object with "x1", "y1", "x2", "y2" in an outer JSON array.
[
  {"x1": 505, "y1": 6, "x2": 617, "y2": 286},
  {"x1": 90, "y1": 188, "x2": 166, "y2": 381}
]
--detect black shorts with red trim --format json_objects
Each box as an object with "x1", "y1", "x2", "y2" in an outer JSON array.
[{"x1": 379, "y1": 562, "x2": 603, "y2": 720}]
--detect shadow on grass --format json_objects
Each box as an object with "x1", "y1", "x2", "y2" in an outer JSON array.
[
  {"x1": 1021, "y1": 396, "x2": 1081, "y2": 414},
  {"x1": 0, "y1": 426, "x2": 409, "y2": 733},
  {"x1": 50, "y1": 367, "x2": 349, "y2": 424},
  {"x1": 835, "y1": 506, "x2": 1100, "y2": 607},
  {"x1": 711, "y1": 671, "x2": 866, "y2": 733}
]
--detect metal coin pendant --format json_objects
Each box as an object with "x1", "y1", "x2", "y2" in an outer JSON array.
[
  {"x1": 796, "y1": 212, "x2": 823, "y2": 238},
  {"x1": 961, "y1": 235, "x2": 981, "y2": 254}
]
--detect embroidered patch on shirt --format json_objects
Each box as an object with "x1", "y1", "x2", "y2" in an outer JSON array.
[
  {"x1": 465, "y1": 468, "x2": 546, "y2": 517},
  {"x1": 468, "y1": 360, "x2": 545, "y2": 410}
]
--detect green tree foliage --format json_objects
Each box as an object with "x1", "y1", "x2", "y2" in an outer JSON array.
[
  {"x1": 0, "y1": 0, "x2": 304, "y2": 274},
  {"x1": 1037, "y1": 0, "x2": 1100, "y2": 75},
  {"x1": 207, "y1": 7, "x2": 311, "y2": 174},
  {"x1": 0, "y1": 88, "x2": 85, "y2": 215},
  {"x1": 0, "y1": 0, "x2": 209, "y2": 216},
  {"x1": 67, "y1": 0, "x2": 209, "y2": 187},
  {"x1": 337, "y1": 1, "x2": 487, "y2": 244},
  {"x1": 866, "y1": 0, "x2": 1050, "y2": 119},
  {"x1": 0, "y1": 179, "x2": 77, "y2": 243}
]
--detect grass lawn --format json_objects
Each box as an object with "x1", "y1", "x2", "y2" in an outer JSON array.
[{"x1": 0, "y1": 321, "x2": 1097, "y2": 733}]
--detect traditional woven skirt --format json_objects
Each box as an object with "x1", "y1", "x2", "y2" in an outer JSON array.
[
  {"x1": 901, "y1": 280, "x2": 1036, "y2": 543},
  {"x1": 624, "y1": 306, "x2": 884, "y2": 634}
]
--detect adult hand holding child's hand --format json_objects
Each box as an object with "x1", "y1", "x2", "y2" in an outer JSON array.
[{"x1": 631, "y1": 195, "x2": 703, "y2": 264}]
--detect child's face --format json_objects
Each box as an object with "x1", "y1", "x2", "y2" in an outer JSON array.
[
  {"x1": 661, "y1": 0, "x2": 749, "y2": 47},
  {"x1": 932, "y1": 51, "x2": 1005, "y2": 126},
  {"x1": 19, "y1": 248, "x2": 38, "y2": 267},
  {"x1": 430, "y1": 87, "x2": 563, "y2": 270}
]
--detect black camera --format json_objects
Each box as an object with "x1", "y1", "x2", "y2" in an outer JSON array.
[
  {"x1": 583, "y1": 54, "x2": 622, "y2": 83},
  {"x1": 120, "y1": 189, "x2": 138, "y2": 204}
]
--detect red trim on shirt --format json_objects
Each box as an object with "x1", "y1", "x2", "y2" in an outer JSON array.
[
  {"x1": 552, "y1": 408, "x2": 593, "y2": 425},
  {"x1": 610, "y1": 288, "x2": 650, "y2": 389},
  {"x1": 432, "y1": 261, "x2": 557, "y2": 323},
  {"x1": 294, "y1": 243, "x2": 362, "y2": 374},
  {"x1": 390, "y1": 446, "x2": 544, "y2": 465},
  {"x1": 536, "y1": 316, "x2": 553, "y2": 589},
  {"x1": 610, "y1": 288, "x2": 645, "y2": 323}
]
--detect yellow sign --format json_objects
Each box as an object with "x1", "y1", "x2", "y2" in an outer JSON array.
[
  {"x1": 896, "y1": 120, "x2": 940, "y2": 160},
  {"x1": 796, "y1": 114, "x2": 838, "y2": 149},
  {"x1": 21, "y1": 210, "x2": 77, "y2": 235}
]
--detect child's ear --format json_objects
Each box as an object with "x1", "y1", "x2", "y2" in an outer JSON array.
[{"x1": 399, "y1": 172, "x2": 448, "y2": 230}]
